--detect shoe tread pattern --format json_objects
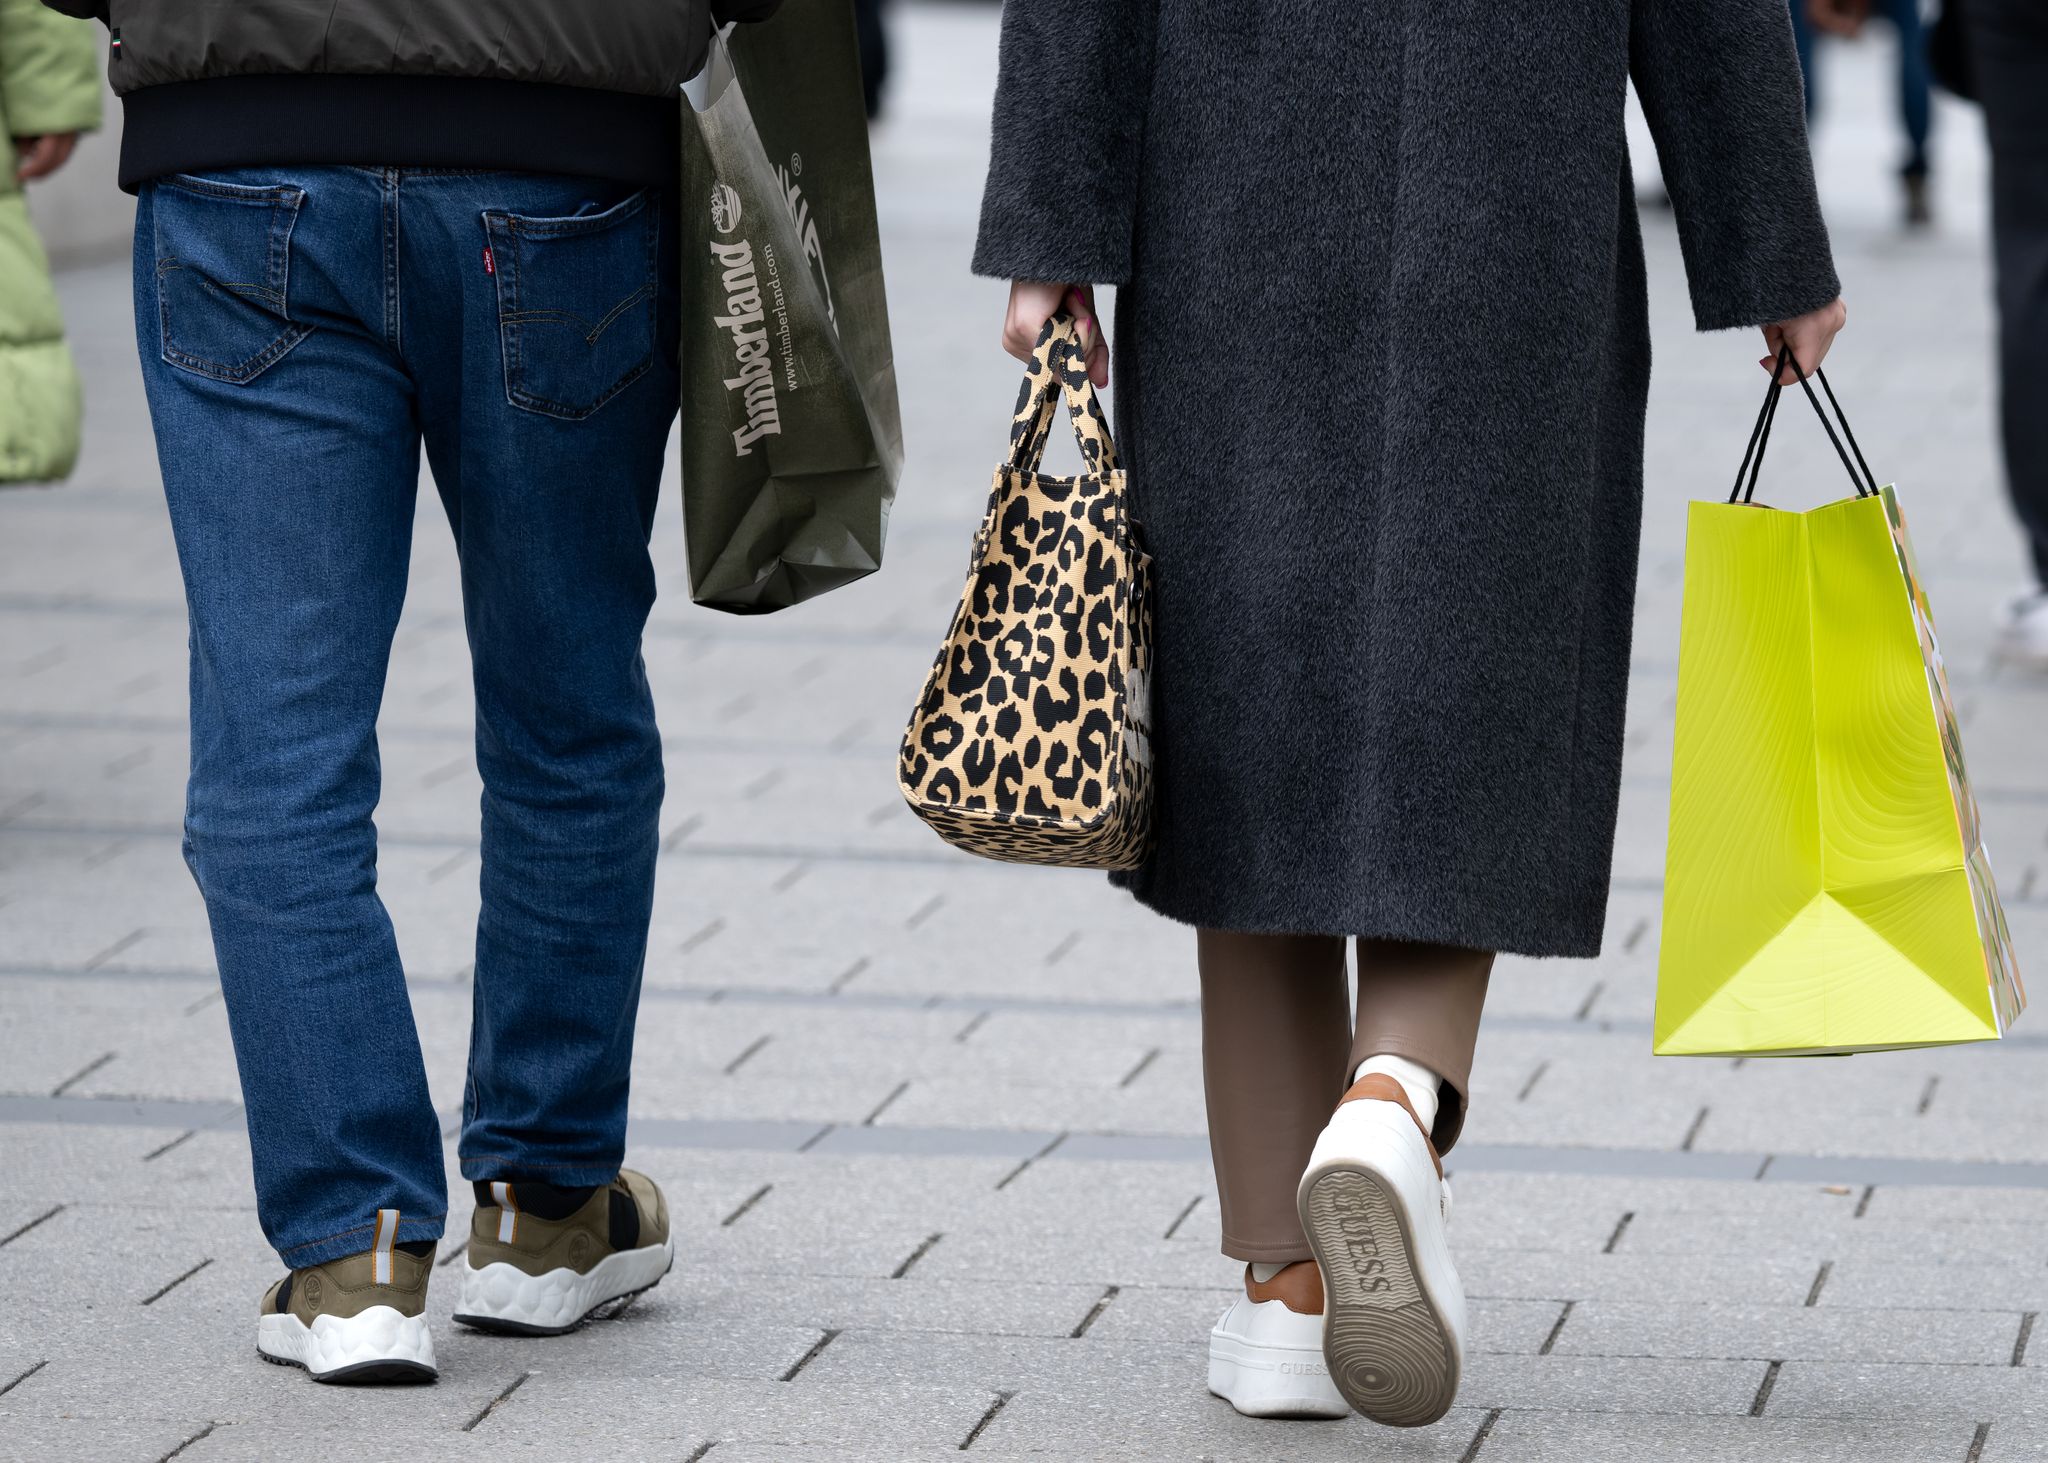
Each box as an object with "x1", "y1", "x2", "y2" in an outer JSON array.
[{"x1": 1303, "y1": 1169, "x2": 1457, "y2": 1428}]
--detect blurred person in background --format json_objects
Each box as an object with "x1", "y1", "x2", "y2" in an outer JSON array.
[
  {"x1": 40, "y1": 0, "x2": 777, "y2": 1387},
  {"x1": 1801, "y1": 0, "x2": 1937, "y2": 225},
  {"x1": 977, "y1": 0, "x2": 1845, "y2": 1433},
  {"x1": 0, "y1": 0, "x2": 97, "y2": 485},
  {"x1": 1956, "y1": 0, "x2": 2048, "y2": 666}
]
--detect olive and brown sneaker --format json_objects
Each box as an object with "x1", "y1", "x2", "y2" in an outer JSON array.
[
  {"x1": 453, "y1": 1169, "x2": 673, "y2": 1335},
  {"x1": 256, "y1": 1210, "x2": 437, "y2": 1383}
]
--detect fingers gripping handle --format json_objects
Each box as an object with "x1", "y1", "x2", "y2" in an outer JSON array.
[{"x1": 1006, "y1": 311, "x2": 1120, "y2": 477}]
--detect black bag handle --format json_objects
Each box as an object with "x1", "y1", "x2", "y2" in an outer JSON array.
[{"x1": 1730, "y1": 344, "x2": 1879, "y2": 504}]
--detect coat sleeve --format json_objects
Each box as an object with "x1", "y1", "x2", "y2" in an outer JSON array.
[
  {"x1": 34, "y1": 0, "x2": 103, "y2": 19},
  {"x1": 3, "y1": 0, "x2": 103, "y2": 137},
  {"x1": 971, "y1": 0, "x2": 1154, "y2": 286},
  {"x1": 1629, "y1": 0, "x2": 1840, "y2": 331}
]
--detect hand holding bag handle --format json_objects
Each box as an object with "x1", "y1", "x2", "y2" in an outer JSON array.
[
  {"x1": 971, "y1": 309, "x2": 1125, "y2": 569},
  {"x1": 1009, "y1": 311, "x2": 1121, "y2": 478},
  {"x1": 1731, "y1": 344, "x2": 1880, "y2": 504}
]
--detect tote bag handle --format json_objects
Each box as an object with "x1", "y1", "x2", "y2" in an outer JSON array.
[
  {"x1": 1008, "y1": 311, "x2": 1121, "y2": 478},
  {"x1": 1729, "y1": 343, "x2": 1880, "y2": 505}
]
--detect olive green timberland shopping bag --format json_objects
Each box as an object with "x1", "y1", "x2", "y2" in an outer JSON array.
[
  {"x1": 898, "y1": 313, "x2": 1154, "y2": 869},
  {"x1": 680, "y1": 0, "x2": 902, "y2": 613}
]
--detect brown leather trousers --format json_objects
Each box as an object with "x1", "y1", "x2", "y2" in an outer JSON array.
[{"x1": 1196, "y1": 930, "x2": 1492, "y2": 1263}]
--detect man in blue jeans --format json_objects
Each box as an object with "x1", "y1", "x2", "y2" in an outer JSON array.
[{"x1": 44, "y1": 0, "x2": 778, "y2": 1382}]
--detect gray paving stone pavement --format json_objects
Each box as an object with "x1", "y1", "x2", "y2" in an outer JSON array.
[{"x1": 6, "y1": 5, "x2": 2048, "y2": 1458}]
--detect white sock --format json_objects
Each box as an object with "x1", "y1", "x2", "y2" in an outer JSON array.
[
  {"x1": 1249, "y1": 1261, "x2": 1290, "y2": 1283},
  {"x1": 1352, "y1": 1052, "x2": 1441, "y2": 1136}
]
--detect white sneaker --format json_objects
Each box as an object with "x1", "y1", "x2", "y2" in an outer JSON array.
[
  {"x1": 1207, "y1": 1265, "x2": 1350, "y2": 1419},
  {"x1": 1996, "y1": 589, "x2": 2048, "y2": 670},
  {"x1": 1297, "y1": 1074, "x2": 1465, "y2": 1428}
]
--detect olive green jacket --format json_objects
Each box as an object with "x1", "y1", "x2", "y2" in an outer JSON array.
[{"x1": 0, "y1": 0, "x2": 99, "y2": 485}]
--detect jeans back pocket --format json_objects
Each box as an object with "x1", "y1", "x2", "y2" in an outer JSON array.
[
  {"x1": 153, "y1": 175, "x2": 313, "y2": 385},
  {"x1": 483, "y1": 190, "x2": 658, "y2": 421}
]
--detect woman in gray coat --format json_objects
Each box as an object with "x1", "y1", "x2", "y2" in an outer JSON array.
[{"x1": 975, "y1": 0, "x2": 1846, "y2": 1429}]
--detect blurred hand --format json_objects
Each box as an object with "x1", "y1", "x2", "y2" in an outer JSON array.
[
  {"x1": 1761, "y1": 296, "x2": 1848, "y2": 384},
  {"x1": 1002, "y1": 279, "x2": 1109, "y2": 389},
  {"x1": 14, "y1": 132, "x2": 79, "y2": 183},
  {"x1": 1808, "y1": 0, "x2": 1871, "y2": 38}
]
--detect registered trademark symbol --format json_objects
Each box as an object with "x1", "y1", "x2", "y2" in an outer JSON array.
[{"x1": 790, "y1": 152, "x2": 803, "y2": 176}]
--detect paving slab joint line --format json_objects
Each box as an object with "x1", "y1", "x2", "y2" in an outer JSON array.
[
  {"x1": 2013, "y1": 1312, "x2": 2037, "y2": 1367},
  {"x1": 1602, "y1": 1210, "x2": 1634, "y2": 1254},
  {"x1": 141, "y1": 1256, "x2": 212, "y2": 1306},
  {"x1": 0, "y1": 1359, "x2": 47, "y2": 1398},
  {"x1": 683, "y1": 1443, "x2": 719, "y2": 1463},
  {"x1": 1749, "y1": 1359, "x2": 1784, "y2": 1417},
  {"x1": 436, "y1": 1239, "x2": 469, "y2": 1268},
  {"x1": 959, "y1": 1390, "x2": 1015, "y2": 1451},
  {"x1": 1163, "y1": 1194, "x2": 1202, "y2": 1241},
  {"x1": 680, "y1": 918, "x2": 726, "y2": 955},
  {"x1": 0, "y1": 1203, "x2": 64, "y2": 1249},
  {"x1": 722, "y1": 1183, "x2": 773, "y2": 1228},
  {"x1": 1918, "y1": 1075, "x2": 1941, "y2": 1115},
  {"x1": 1459, "y1": 1407, "x2": 1504, "y2": 1462},
  {"x1": 863, "y1": 1080, "x2": 912, "y2": 1126},
  {"x1": 892, "y1": 1232, "x2": 943, "y2": 1279},
  {"x1": 1072, "y1": 1284, "x2": 1121, "y2": 1338},
  {"x1": 1119, "y1": 1047, "x2": 1161, "y2": 1089},
  {"x1": 158, "y1": 1422, "x2": 217, "y2": 1463},
  {"x1": 143, "y1": 1128, "x2": 197, "y2": 1163},
  {"x1": 723, "y1": 1034, "x2": 771, "y2": 1075},
  {"x1": 49, "y1": 1049, "x2": 115, "y2": 1097},
  {"x1": 1805, "y1": 1260, "x2": 1833, "y2": 1307},
  {"x1": 994, "y1": 1131, "x2": 1067, "y2": 1190},
  {"x1": 461, "y1": 1371, "x2": 530, "y2": 1432},
  {"x1": 1965, "y1": 1422, "x2": 1992, "y2": 1463},
  {"x1": 781, "y1": 1329, "x2": 841, "y2": 1381},
  {"x1": 1854, "y1": 1184, "x2": 1877, "y2": 1218},
  {"x1": 1538, "y1": 1300, "x2": 1575, "y2": 1355}
]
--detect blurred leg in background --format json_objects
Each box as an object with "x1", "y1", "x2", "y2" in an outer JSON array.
[
  {"x1": 1799, "y1": 0, "x2": 1936, "y2": 224},
  {"x1": 1887, "y1": 0, "x2": 1935, "y2": 223},
  {"x1": 1792, "y1": 0, "x2": 1821, "y2": 120},
  {"x1": 1964, "y1": 0, "x2": 2048, "y2": 662},
  {"x1": 855, "y1": 0, "x2": 890, "y2": 119}
]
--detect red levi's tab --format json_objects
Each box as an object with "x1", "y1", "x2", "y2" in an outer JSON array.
[{"x1": 482, "y1": 246, "x2": 495, "y2": 276}]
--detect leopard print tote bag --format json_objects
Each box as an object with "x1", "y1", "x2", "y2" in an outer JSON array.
[{"x1": 896, "y1": 312, "x2": 1154, "y2": 869}]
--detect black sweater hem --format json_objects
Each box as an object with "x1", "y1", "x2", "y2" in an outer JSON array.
[{"x1": 119, "y1": 75, "x2": 679, "y2": 194}]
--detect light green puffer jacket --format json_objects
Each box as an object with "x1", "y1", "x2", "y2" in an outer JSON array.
[{"x1": 0, "y1": 0, "x2": 99, "y2": 485}]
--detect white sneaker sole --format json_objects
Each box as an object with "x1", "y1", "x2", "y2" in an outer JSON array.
[
  {"x1": 256, "y1": 1306, "x2": 437, "y2": 1384},
  {"x1": 453, "y1": 1235, "x2": 675, "y2": 1335},
  {"x1": 1207, "y1": 1321, "x2": 1351, "y2": 1419},
  {"x1": 1298, "y1": 1102, "x2": 1465, "y2": 1428}
]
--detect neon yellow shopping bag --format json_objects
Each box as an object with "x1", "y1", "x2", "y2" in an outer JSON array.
[{"x1": 1654, "y1": 363, "x2": 2024, "y2": 1056}]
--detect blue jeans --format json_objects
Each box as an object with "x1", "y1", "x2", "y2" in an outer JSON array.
[
  {"x1": 135, "y1": 168, "x2": 679, "y2": 1267},
  {"x1": 1790, "y1": 0, "x2": 1932, "y2": 177}
]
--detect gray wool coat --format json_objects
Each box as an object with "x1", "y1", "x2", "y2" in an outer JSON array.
[{"x1": 972, "y1": 0, "x2": 1840, "y2": 958}]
